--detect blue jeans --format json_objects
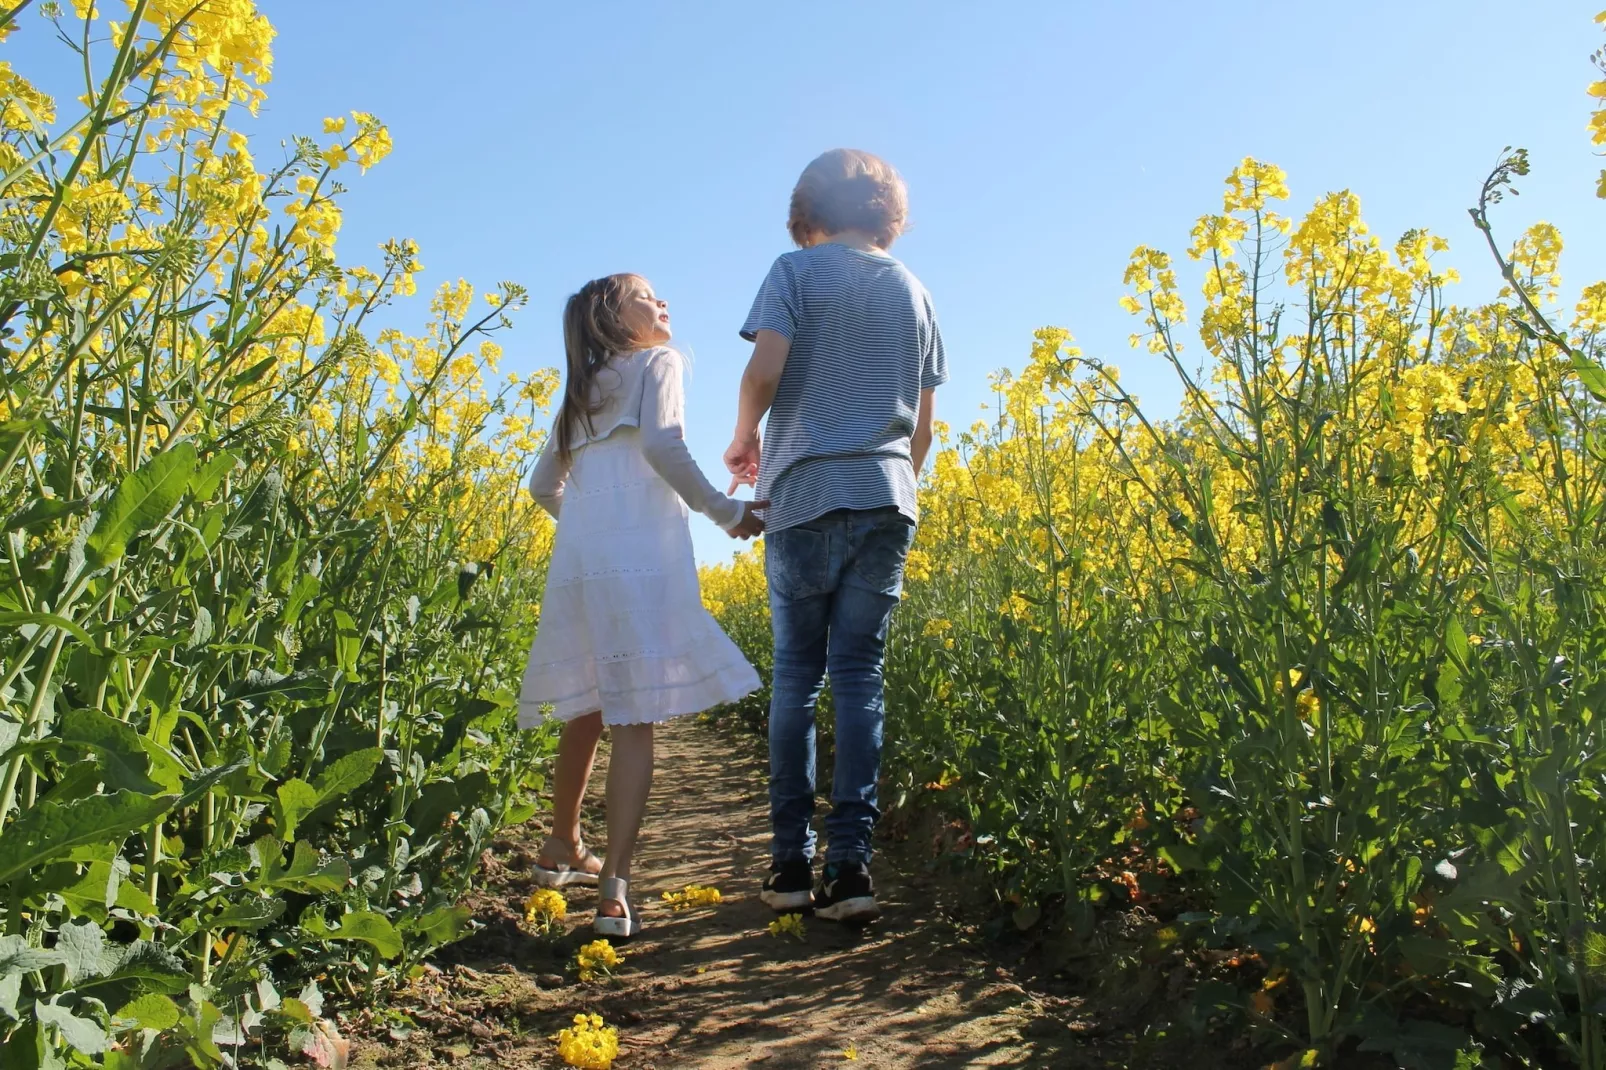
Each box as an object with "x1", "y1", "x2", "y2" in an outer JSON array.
[{"x1": 765, "y1": 507, "x2": 915, "y2": 866}]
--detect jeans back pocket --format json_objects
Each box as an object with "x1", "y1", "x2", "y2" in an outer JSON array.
[{"x1": 765, "y1": 525, "x2": 834, "y2": 600}]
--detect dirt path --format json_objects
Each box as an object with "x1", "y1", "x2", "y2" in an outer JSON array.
[{"x1": 347, "y1": 716, "x2": 1204, "y2": 1069}]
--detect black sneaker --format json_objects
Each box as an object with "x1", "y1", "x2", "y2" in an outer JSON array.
[
  {"x1": 814, "y1": 861, "x2": 879, "y2": 923},
  {"x1": 760, "y1": 859, "x2": 814, "y2": 912}
]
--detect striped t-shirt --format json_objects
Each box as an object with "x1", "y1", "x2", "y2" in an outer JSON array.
[{"x1": 739, "y1": 243, "x2": 948, "y2": 533}]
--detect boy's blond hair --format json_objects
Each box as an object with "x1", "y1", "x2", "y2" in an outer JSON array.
[{"x1": 787, "y1": 148, "x2": 908, "y2": 250}]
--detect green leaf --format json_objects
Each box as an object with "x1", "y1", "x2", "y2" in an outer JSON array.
[
  {"x1": 82, "y1": 941, "x2": 188, "y2": 995},
  {"x1": 0, "y1": 612, "x2": 100, "y2": 652},
  {"x1": 36, "y1": 1000, "x2": 108, "y2": 1054},
  {"x1": 83, "y1": 443, "x2": 197, "y2": 570},
  {"x1": 1445, "y1": 614, "x2": 1471, "y2": 670},
  {"x1": 114, "y1": 993, "x2": 180, "y2": 1032},
  {"x1": 332, "y1": 609, "x2": 361, "y2": 675},
  {"x1": 1158, "y1": 842, "x2": 1205, "y2": 874},
  {"x1": 1571, "y1": 350, "x2": 1606, "y2": 402},
  {"x1": 208, "y1": 896, "x2": 285, "y2": 931},
  {"x1": 58, "y1": 919, "x2": 115, "y2": 985},
  {"x1": 190, "y1": 451, "x2": 239, "y2": 502},
  {"x1": 0, "y1": 934, "x2": 67, "y2": 977},
  {"x1": 0, "y1": 790, "x2": 177, "y2": 887},
  {"x1": 313, "y1": 747, "x2": 383, "y2": 807},
  {"x1": 273, "y1": 779, "x2": 319, "y2": 843},
  {"x1": 58, "y1": 708, "x2": 160, "y2": 794},
  {"x1": 3, "y1": 495, "x2": 87, "y2": 534},
  {"x1": 0, "y1": 419, "x2": 43, "y2": 462},
  {"x1": 309, "y1": 910, "x2": 402, "y2": 959},
  {"x1": 259, "y1": 840, "x2": 348, "y2": 895},
  {"x1": 401, "y1": 904, "x2": 471, "y2": 948},
  {"x1": 226, "y1": 354, "x2": 278, "y2": 391}
]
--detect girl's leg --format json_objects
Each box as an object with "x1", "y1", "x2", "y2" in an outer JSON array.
[
  {"x1": 539, "y1": 711, "x2": 604, "y2": 872},
  {"x1": 598, "y1": 722, "x2": 654, "y2": 917}
]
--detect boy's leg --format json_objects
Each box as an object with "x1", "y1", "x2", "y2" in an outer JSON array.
[
  {"x1": 823, "y1": 512, "x2": 915, "y2": 866},
  {"x1": 764, "y1": 524, "x2": 839, "y2": 866}
]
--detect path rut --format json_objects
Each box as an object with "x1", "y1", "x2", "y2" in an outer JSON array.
[{"x1": 348, "y1": 716, "x2": 1178, "y2": 1069}]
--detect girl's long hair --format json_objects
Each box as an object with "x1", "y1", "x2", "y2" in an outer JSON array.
[{"x1": 555, "y1": 273, "x2": 640, "y2": 463}]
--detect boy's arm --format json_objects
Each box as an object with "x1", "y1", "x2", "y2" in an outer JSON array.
[
  {"x1": 911, "y1": 387, "x2": 937, "y2": 475},
  {"x1": 724, "y1": 329, "x2": 791, "y2": 492}
]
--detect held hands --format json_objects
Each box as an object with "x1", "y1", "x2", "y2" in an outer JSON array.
[
  {"x1": 726, "y1": 499, "x2": 769, "y2": 540},
  {"x1": 724, "y1": 429, "x2": 761, "y2": 495}
]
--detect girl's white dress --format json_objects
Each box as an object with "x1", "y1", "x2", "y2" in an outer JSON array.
[{"x1": 518, "y1": 346, "x2": 760, "y2": 727}]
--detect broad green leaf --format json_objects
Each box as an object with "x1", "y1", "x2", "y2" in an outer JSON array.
[
  {"x1": 1444, "y1": 613, "x2": 1471, "y2": 670},
  {"x1": 190, "y1": 451, "x2": 239, "y2": 502},
  {"x1": 36, "y1": 1000, "x2": 108, "y2": 1054},
  {"x1": 308, "y1": 910, "x2": 402, "y2": 959},
  {"x1": 276, "y1": 997, "x2": 315, "y2": 1025},
  {"x1": 0, "y1": 934, "x2": 67, "y2": 977},
  {"x1": 84, "y1": 443, "x2": 197, "y2": 570},
  {"x1": 313, "y1": 747, "x2": 383, "y2": 807},
  {"x1": 402, "y1": 904, "x2": 471, "y2": 948},
  {"x1": 274, "y1": 779, "x2": 319, "y2": 842},
  {"x1": 82, "y1": 941, "x2": 188, "y2": 996},
  {"x1": 0, "y1": 972, "x2": 18, "y2": 1022},
  {"x1": 259, "y1": 840, "x2": 348, "y2": 895},
  {"x1": 114, "y1": 993, "x2": 180, "y2": 1032},
  {"x1": 209, "y1": 896, "x2": 285, "y2": 931},
  {"x1": 0, "y1": 790, "x2": 177, "y2": 887},
  {"x1": 332, "y1": 609, "x2": 360, "y2": 675},
  {"x1": 0, "y1": 419, "x2": 43, "y2": 462},
  {"x1": 58, "y1": 919, "x2": 115, "y2": 985},
  {"x1": 137, "y1": 738, "x2": 188, "y2": 793},
  {"x1": 58, "y1": 708, "x2": 160, "y2": 795},
  {"x1": 1571, "y1": 350, "x2": 1606, "y2": 402},
  {"x1": 0, "y1": 612, "x2": 100, "y2": 652}
]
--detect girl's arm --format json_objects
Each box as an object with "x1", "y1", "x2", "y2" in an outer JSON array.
[
  {"x1": 640, "y1": 349, "x2": 750, "y2": 531},
  {"x1": 527, "y1": 427, "x2": 570, "y2": 519}
]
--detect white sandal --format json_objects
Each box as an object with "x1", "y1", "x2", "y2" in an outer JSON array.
[
  {"x1": 592, "y1": 876, "x2": 641, "y2": 938},
  {"x1": 531, "y1": 837, "x2": 601, "y2": 888}
]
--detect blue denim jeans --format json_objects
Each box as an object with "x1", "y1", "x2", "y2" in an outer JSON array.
[{"x1": 765, "y1": 507, "x2": 916, "y2": 866}]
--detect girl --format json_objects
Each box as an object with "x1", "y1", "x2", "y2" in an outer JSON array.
[{"x1": 519, "y1": 273, "x2": 764, "y2": 937}]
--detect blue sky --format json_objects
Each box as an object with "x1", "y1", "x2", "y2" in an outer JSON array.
[{"x1": 12, "y1": 1, "x2": 1606, "y2": 563}]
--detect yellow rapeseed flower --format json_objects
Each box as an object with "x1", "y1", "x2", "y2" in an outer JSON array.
[
  {"x1": 767, "y1": 913, "x2": 806, "y2": 942},
  {"x1": 661, "y1": 884, "x2": 723, "y2": 910},
  {"x1": 555, "y1": 1013, "x2": 619, "y2": 1070},
  {"x1": 575, "y1": 938, "x2": 623, "y2": 982},
  {"x1": 524, "y1": 888, "x2": 567, "y2": 930}
]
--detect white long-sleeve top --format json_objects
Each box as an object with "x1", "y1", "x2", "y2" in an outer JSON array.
[{"x1": 527, "y1": 347, "x2": 744, "y2": 531}]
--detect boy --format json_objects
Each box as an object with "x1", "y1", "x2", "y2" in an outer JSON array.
[{"x1": 725, "y1": 148, "x2": 947, "y2": 922}]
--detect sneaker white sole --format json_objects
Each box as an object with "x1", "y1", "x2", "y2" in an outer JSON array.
[
  {"x1": 816, "y1": 896, "x2": 879, "y2": 923},
  {"x1": 759, "y1": 888, "x2": 814, "y2": 911}
]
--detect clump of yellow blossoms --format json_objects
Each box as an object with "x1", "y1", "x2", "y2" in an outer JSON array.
[
  {"x1": 554, "y1": 1013, "x2": 619, "y2": 1070},
  {"x1": 661, "y1": 884, "x2": 723, "y2": 910},
  {"x1": 767, "y1": 913, "x2": 806, "y2": 942},
  {"x1": 575, "y1": 939, "x2": 623, "y2": 982},
  {"x1": 524, "y1": 888, "x2": 567, "y2": 933}
]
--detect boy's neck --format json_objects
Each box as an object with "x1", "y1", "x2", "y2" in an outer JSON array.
[{"x1": 816, "y1": 229, "x2": 887, "y2": 253}]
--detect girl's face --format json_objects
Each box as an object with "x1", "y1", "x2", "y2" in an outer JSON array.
[{"x1": 619, "y1": 277, "x2": 671, "y2": 347}]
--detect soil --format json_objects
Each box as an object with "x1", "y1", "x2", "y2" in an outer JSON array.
[{"x1": 343, "y1": 716, "x2": 1291, "y2": 1070}]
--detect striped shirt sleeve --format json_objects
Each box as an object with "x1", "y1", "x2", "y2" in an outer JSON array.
[
  {"x1": 739, "y1": 256, "x2": 801, "y2": 341},
  {"x1": 922, "y1": 293, "x2": 949, "y2": 391}
]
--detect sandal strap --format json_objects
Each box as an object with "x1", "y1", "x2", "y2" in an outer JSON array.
[
  {"x1": 539, "y1": 837, "x2": 598, "y2": 871},
  {"x1": 599, "y1": 876, "x2": 629, "y2": 903}
]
